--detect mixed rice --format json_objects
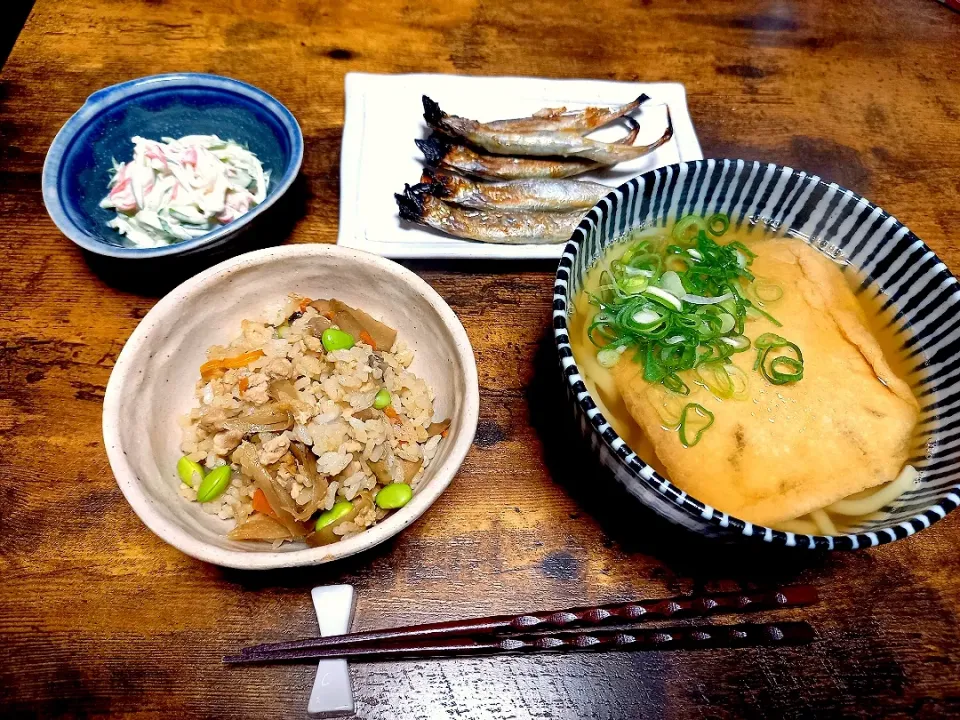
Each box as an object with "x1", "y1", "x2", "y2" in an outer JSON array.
[{"x1": 177, "y1": 295, "x2": 447, "y2": 546}]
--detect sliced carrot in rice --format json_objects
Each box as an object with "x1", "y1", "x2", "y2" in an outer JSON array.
[
  {"x1": 238, "y1": 377, "x2": 249, "y2": 393},
  {"x1": 252, "y1": 488, "x2": 278, "y2": 518},
  {"x1": 200, "y1": 350, "x2": 265, "y2": 381},
  {"x1": 358, "y1": 330, "x2": 376, "y2": 349},
  {"x1": 383, "y1": 406, "x2": 402, "y2": 424}
]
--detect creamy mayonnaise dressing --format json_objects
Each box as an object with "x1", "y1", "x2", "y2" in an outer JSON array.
[{"x1": 99, "y1": 135, "x2": 270, "y2": 248}]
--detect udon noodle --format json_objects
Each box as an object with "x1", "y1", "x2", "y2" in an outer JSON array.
[{"x1": 570, "y1": 214, "x2": 922, "y2": 534}]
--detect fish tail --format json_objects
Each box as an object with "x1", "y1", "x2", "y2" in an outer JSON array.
[
  {"x1": 637, "y1": 93, "x2": 651, "y2": 106},
  {"x1": 395, "y1": 184, "x2": 427, "y2": 222},
  {"x1": 415, "y1": 136, "x2": 449, "y2": 166},
  {"x1": 422, "y1": 95, "x2": 445, "y2": 127}
]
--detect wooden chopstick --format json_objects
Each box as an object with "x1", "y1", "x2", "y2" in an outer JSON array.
[
  {"x1": 224, "y1": 621, "x2": 814, "y2": 664},
  {"x1": 229, "y1": 585, "x2": 816, "y2": 663}
]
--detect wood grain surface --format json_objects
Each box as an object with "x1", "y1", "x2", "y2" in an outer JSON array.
[{"x1": 2, "y1": 1, "x2": 960, "y2": 718}]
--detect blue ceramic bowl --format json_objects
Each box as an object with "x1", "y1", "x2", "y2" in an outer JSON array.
[
  {"x1": 42, "y1": 73, "x2": 303, "y2": 259},
  {"x1": 554, "y1": 159, "x2": 960, "y2": 550}
]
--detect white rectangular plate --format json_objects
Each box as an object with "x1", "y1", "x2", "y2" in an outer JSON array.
[{"x1": 338, "y1": 73, "x2": 703, "y2": 260}]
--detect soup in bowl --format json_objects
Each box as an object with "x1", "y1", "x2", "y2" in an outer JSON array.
[{"x1": 553, "y1": 159, "x2": 960, "y2": 550}]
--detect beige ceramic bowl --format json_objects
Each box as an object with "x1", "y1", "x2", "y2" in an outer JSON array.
[{"x1": 103, "y1": 244, "x2": 479, "y2": 569}]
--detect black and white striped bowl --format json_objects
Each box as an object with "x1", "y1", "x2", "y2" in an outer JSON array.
[{"x1": 553, "y1": 159, "x2": 960, "y2": 550}]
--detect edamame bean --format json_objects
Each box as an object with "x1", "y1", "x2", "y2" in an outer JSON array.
[
  {"x1": 196, "y1": 465, "x2": 233, "y2": 503},
  {"x1": 373, "y1": 388, "x2": 392, "y2": 410},
  {"x1": 375, "y1": 483, "x2": 413, "y2": 510},
  {"x1": 321, "y1": 328, "x2": 355, "y2": 352},
  {"x1": 315, "y1": 500, "x2": 354, "y2": 531},
  {"x1": 176, "y1": 456, "x2": 205, "y2": 488}
]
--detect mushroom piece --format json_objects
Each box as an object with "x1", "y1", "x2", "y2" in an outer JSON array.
[
  {"x1": 289, "y1": 441, "x2": 330, "y2": 522},
  {"x1": 221, "y1": 404, "x2": 293, "y2": 434},
  {"x1": 427, "y1": 418, "x2": 452, "y2": 437},
  {"x1": 369, "y1": 452, "x2": 423, "y2": 485}
]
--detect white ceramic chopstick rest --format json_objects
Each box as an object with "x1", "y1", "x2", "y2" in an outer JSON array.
[{"x1": 307, "y1": 585, "x2": 356, "y2": 718}]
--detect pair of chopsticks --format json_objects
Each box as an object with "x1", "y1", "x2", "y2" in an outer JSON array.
[{"x1": 224, "y1": 585, "x2": 817, "y2": 664}]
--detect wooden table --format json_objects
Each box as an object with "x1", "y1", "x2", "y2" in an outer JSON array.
[{"x1": 3, "y1": 1, "x2": 960, "y2": 717}]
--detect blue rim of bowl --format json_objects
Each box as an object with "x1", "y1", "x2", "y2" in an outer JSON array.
[
  {"x1": 552, "y1": 159, "x2": 960, "y2": 551},
  {"x1": 41, "y1": 73, "x2": 304, "y2": 260}
]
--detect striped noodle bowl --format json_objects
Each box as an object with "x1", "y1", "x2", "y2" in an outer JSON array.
[{"x1": 552, "y1": 159, "x2": 960, "y2": 550}]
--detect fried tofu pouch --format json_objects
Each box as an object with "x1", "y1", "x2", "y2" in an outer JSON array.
[{"x1": 611, "y1": 239, "x2": 918, "y2": 526}]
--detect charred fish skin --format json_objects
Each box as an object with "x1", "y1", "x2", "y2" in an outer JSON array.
[
  {"x1": 423, "y1": 96, "x2": 673, "y2": 164},
  {"x1": 419, "y1": 169, "x2": 610, "y2": 212},
  {"x1": 395, "y1": 184, "x2": 583, "y2": 245}
]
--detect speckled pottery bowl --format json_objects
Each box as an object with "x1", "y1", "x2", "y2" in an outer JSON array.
[
  {"x1": 42, "y1": 73, "x2": 303, "y2": 260},
  {"x1": 553, "y1": 158, "x2": 960, "y2": 550},
  {"x1": 103, "y1": 244, "x2": 479, "y2": 569}
]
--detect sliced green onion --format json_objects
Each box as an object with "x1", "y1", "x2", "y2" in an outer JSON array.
[
  {"x1": 587, "y1": 320, "x2": 618, "y2": 347},
  {"x1": 754, "y1": 336, "x2": 804, "y2": 384},
  {"x1": 659, "y1": 270, "x2": 686, "y2": 299},
  {"x1": 754, "y1": 332, "x2": 788, "y2": 350},
  {"x1": 672, "y1": 215, "x2": 707, "y2": 245},
  {"x1": 622, "y1": 276, "x2": 649, "y2": 294},
  {"x1": 707, "y1": 213, "x2": 730, "y2": 236},
  {"x1": 726, "y1": 365, "x2": 750, "y2": 400},
  {"x1": 679, "y1": 403, "x2": 715, "y2": 447},
  {"x1": 596, "y1": 347, "x2": 622, "y2": 368},
  {"x1": 769, "y1": 355, "x2": 804, "y2": 384},
  {"x1": 746, "y1": 302, "x2": 783, "y2": 327},
  {"x1": 622, "y1": 265, "x2": 654, "y2": 277},
  {"x1": 656, "y1": 391, "x2": 687, "y2": 428},
  {"x1": 587, "y1": 213, "x2": 799, "y2": 417},
  {"x1": 643, "y1": 287, "x2": 684, "y2": 312},
  {"x1": 718, "y1": 297, "x2": 739, "y2": 315},
  {"x1": 753, "y1": 278, "x2": 784, "y2": 303},
  {"x1": 683, "y1": 292, "x2": 734, "y2": 306},
  {"x1": 632, "y1": 309, "x2": 663, "y2": 326},
  {"x1": 727, "y1": 241, "x2": 756, "y2": 259},
  {"x1": 695, "y1": 363, "x2": 734, "y2": 399},
  {"x1": 720, "y1": 334, "x2": 751, "y2": 351},
  {"x1": 662, "y1": 373, "x2": 690, "y2": 395}
]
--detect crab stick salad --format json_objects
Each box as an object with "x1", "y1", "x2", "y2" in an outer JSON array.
[{"x1": 99, "y1": 135, "x2": 270, "y2": 248}]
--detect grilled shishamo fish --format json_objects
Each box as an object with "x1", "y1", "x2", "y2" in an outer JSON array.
[
  {"x1": 483, "y1": 94, "x2": 649, "y2": 133},
  {"x1": 422, "y1": 96, "x2": 673, "y2": 164},
  {"x1": 417, "y1": 136, "x2": 598, "y2": 180},
  {"x1": 419, "y1": 169, "x2": 609, "y2": 212},
  {"x1": 395, "y1": 185, "x2": 585, "y2": 245},
  {"x1": 415, "y1": 119, "x2": 638, "y2": 180}
]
